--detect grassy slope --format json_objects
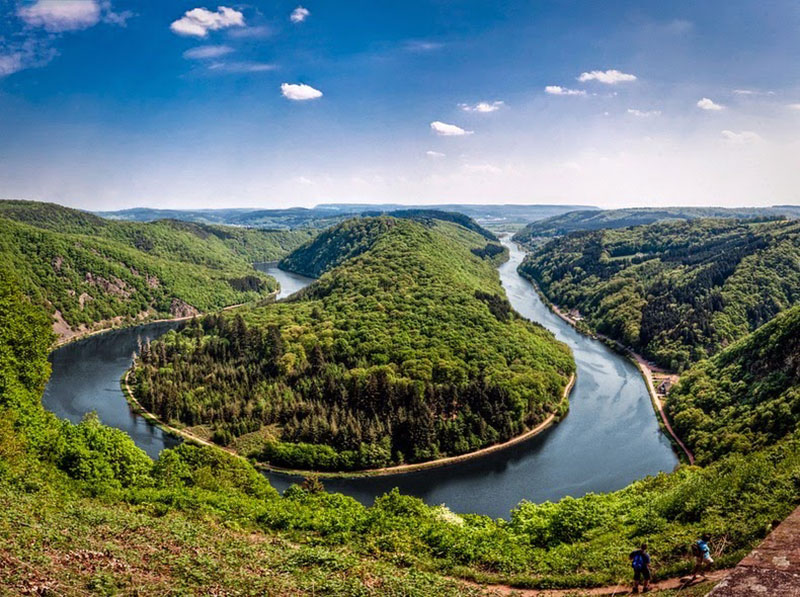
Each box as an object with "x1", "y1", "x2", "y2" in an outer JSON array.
[
  {"x1": 519, "y1": 218, "x2": 800, "y2": 370},
  {"x1": 0, "y1": 200, "x2": 313, "y2": 337}
]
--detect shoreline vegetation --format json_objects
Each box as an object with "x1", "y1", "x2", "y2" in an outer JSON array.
[
  {"x1": 122, "y1": 366, "x2": 575, "y2": 479},
  {"x1": 514, "y1": 263, "x2": 695, "y2": 465}
]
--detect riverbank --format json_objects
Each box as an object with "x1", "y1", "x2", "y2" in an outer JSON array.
[
  {"x1": 122, "y1": 369, "x2": 575, "y2": 479},
  {"x1": 51, "y1": 294, "x2": 275, "y2": 349},
  {"x1": 515, "y1": 267, "x2": 694, "y2": 465}
]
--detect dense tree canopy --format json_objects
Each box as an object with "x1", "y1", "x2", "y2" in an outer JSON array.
[
  {"x1": 667, "y1": 304, "x2": 800, "y2": 464},
  {"x1": 0, "y1": 206, "x2": 798, "y2": 592},
  {"x1": 519, "y1": 218, "x2": 800, "y2": 370},
  {"x1": 133, "y1": 217, "x2": 574, "y2": 470},
  {"x1": 0, "y1": 200, "x2": 313, "y2": 338}
]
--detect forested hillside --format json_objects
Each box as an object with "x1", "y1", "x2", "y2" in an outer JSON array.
[
  {"x1": 1, "y1": 213, "x2": 799, "y2": 593},
  {"x1": 512, "y1": 206, "x2": 799, "y2": 246},
  {"x1": 132, "y1": 217, "x2": 574, "y2": 471},
  {"x1": 667, "y1": 304, "x2": 800, "y2": 464},
  {"x1": 519, "y1": 218, "x2": 800, "y2": 370},
  {"x1": 0, "y1": 201, "x2": 312, "y2": 340}
]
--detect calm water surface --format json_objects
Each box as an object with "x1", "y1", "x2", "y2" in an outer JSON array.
[{"x1": 43, "y1": 249, "x2": 677, "y2": 518}]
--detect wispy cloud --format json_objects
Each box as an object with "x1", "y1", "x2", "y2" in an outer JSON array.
[
  {"x1": 426, "y1": 151, "x2": 446, "y2": 159},
  {"x1": 170, "y1": 7, "x2": 245, "y2": 37},
  {"x1": 404, "y1": 40, "x2": 443, "y2": 52},
  {"x1": 430, "y1": 121, "x2": 472, "y2": 136},
  {"x1": 697, "y1": 97, "x2": 724, "y2": 111},
  {"x1": 290, "y1": 6, "x2": 310, "y2": 23},
  {"x1": 183, "y1": 45, "x2": 234, "y2": 60},
  {"x1": 281, "y1": 83, "x2": 323, "y2": 100},
  {"x1": 545, "y1": 85, "x2": 586, "y2": 96},
  {"x1": 721, "y1": 130, "x2": 762, "y2": 144},
  {"x1": 627, "y1": 108, "x2": 661, "y2": 117},
  {"x1": 209, "y1": 61, "x2": 275, "y2": 73},
  {"x1": 733, "y1": 88, "x2": 775, "y2": 96},
  {"x1": 228, "y1": 25, "x2": 272, "y2": 39},
  {"x1": 18, "y1": 0, "x2": 101, "y2": 32},
  {"x1": 460, "y1": 101, "x2": 504, "y2": 113},
  {"x1": 578, "y1": 69, "x2": 637, "y2": 84},
  {"x1": 788, "y1": 103, "x2": 800, "y2": 110},
  {"x1": 0, "y1": 38, "x2": 58, "y2": 78}
]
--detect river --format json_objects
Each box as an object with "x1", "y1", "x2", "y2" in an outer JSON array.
[{"x1": 43, "y1": 240, "x2": 677, "y2": 518}]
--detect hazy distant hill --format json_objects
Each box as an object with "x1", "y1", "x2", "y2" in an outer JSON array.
[
  {"x1": 98, "y1": 203, "x2": 594, "y2": 231},
  {"x1": 513, "y1": 206, "x2": 800, "y2": 245}
]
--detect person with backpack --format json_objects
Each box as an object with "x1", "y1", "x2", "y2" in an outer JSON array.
[
  {"x1": 691, "y1": 534, "x2": 713, "y2": 580},
  {"x1": 629, "y1": 543, "x2": 651, "y2": 593}
]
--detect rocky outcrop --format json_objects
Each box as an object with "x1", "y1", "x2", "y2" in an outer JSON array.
[
  {"x1": 709, "y1": 506, "x2": 800, "y2": 596},
  {"x1": 169, "y1": 298, "x2": 199, "y2": 319}
]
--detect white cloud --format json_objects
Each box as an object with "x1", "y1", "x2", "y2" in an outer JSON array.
[
  {"x1": 0, "y1": 54, "x2": 24, "y2": 77},
  {"x1": 545, "y1": 85, "x2": 586, "y2": 96},
  {"x1": 209, "y1": 61, "x2": 275, "y2": 73},
  {"x1": 426, "y1": 151, "x2": 446, "y2": 159},
  {"x1": 460, "y1": 101, "x2": 504, "y2": 113},
  {"x1": 721, "y1": 130, "x2": 762, "y2": 144},
  {"x1": 18, "y1": 0, "x2": 101, "y2": 32},
  {"x1": 170, "y1": 7, "x2": 244, "y2": 37},
  {"x1": 100, "y1": 1, "x2": 134, "y2": 26},
  {"x1": 281, "y1": 83, "x2": 323, "y2": 100},
  {"x1": 627, "y1": 108, "x2": 661, "y2": 117},
  {"x1": 578, "y1": 69, "x2": 637, "y2": 84},
  {"x1": 697, "y1": 97, "x2": 724, "y2": 111},
  {"x1": 430, "y1": 121, "x2": 473, "y2": 136},
  {"x1": 290, "y1": 6, "x2": 310, "y2": 23},
  {"x1": 787, "y1": 103, "x2": 800, "y2": 110},
  {"x1": 183, "y1": 45, "x2": 233, "y2": 59}
]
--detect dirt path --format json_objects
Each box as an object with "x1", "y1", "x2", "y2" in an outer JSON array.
[
  {"x1": 471, "y1": 569, "x2": 730, "y2": 596},
  {"x1": 122, "y1": 371, "x2": 575, "y2": 478}
]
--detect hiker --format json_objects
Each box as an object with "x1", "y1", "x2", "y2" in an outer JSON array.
[
  {"x1": 629, "y1": 542, "x2": 651, "y2": 593},
  {"x1": 691, "y1": 534, "x2": 713, "y2": 579}
]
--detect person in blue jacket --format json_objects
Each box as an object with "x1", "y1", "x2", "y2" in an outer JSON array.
[
  {"x1": 691, "y1": 534, "x2": 713, "y2": 580},
  {"x1": 629, "y1": 542, "x2": 651, "y2": 593}
]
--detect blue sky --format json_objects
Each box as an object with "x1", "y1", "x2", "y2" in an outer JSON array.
[{"x1": 2, "y1": 0, "x2": 800, "y2": 209}]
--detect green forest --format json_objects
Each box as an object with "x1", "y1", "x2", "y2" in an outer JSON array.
[
  {"x1": 131, "y1": 216, "x2": 573, "y2": 470},
  {"x1": 2, "y1": 249, "x2": 799, "y2": 593},
  {"x1": 519, "y1": 218, "x2": 800, "y2": 370},
  {"x1": 512, "y1": 206, "x2": 800, "y2": 245},
  {"x1": 667, "y1": 303, "x2": 800, "y2": 464},
  {"x1": 0, "y1": 200, "x2": 313, "y2": 339}
]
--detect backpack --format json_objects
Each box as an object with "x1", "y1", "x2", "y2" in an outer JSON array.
[
  {"x1": 691, "y1": 542, "x2": 702, "y2": 557},
  {"x1": 632, "y1": 551, "x2": 645, "y2": 571}
]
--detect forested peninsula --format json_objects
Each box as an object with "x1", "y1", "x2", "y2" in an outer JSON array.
[{"x1": 131, "y1": 216, "x2": 574, "y2": 471}]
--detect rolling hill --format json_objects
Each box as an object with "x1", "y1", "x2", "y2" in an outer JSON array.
[
  {"x1": 0, "y1": 200, "x2": 313, "y2": 340},
  {"x1": 518, "y1": 217, "x2": 800, "y2": 370}
]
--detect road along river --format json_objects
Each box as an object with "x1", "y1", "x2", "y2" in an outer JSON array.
[{"x1": 43, "y1": 240, "x2": 677, "y2": 518}]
